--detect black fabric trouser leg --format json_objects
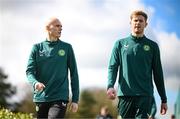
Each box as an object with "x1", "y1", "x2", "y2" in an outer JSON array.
[{"x1": 36, "y1": 100, "x2": 67, "y2": 119}]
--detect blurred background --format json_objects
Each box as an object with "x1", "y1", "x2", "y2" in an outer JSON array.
[{"x1": 0, "y1": 0, "x2": 180, "y2": 118}]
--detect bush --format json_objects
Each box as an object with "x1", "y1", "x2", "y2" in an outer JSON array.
[{"x1": 0, "y1": 108, "x2": 33, "y2": 119}]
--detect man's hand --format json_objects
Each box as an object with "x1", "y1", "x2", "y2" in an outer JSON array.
[
  {"x1": 160, "y1": 103, "x2": 168, "y2": 115},
  {"x1": 35, "y1": 82, "x2": 45, "y2": 92},
  {"x1": 70, "y1": 102, "x2": 78, "y2": 112},
  {"x1": 148, "y1": 116, "x2": 153, "y2": 119},
  {"x1": 107, "y1": 88, "x2": 116, "y2": 100}
]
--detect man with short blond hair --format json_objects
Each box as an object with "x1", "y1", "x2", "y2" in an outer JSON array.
[{"x1": 107, "y1": 10, "x2": 167, "y2": 119}]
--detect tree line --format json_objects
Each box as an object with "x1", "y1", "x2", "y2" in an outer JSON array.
[{"x1": 0, "y1": 67, "x2": 118, "y2": 118}]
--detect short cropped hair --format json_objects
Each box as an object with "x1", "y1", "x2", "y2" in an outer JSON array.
[{"x1": 130, "y1": 10, "x2": 148, "y2": 21}]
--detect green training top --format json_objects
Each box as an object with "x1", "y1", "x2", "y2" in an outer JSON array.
[
  {"x1": 26, "y1": 39, "x2": 79, "y2": 103},
  {"x1": 108, "y1": 34, "x2": 167, "y2": 103}
]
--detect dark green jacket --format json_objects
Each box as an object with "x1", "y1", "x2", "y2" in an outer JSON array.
[
  {"x1": 108, "y1": 35, "x2": 167, "y2": 103},
  {"x1": 26, "y1": 40, "x2": 79, "y2": 103}
]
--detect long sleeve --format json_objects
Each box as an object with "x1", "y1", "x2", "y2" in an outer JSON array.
[
  {"x1": 152, "y1": 44, "x2": 167, "y2": 103},
  {"x1": 68, "y1": 45, "x2": 79, "y2": 103},
  {"x1": 107, "y1": 41, "x2": 120, "y2": 89},
  {"x1": 26, "y1": 45, "x2": 38, "y2": 89}
]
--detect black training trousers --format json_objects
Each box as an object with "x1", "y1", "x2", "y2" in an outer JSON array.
[{"x1": 35, "y1": 100, "x2": 67, "y2": 119}]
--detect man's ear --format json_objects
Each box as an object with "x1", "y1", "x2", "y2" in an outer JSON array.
[
  {"x1": 46, "y1": 25, "x2": 50, "y2": 31},
  {"x1": 145, "y1": 22, "x2": 148, "y2": 27},
  {"x1": 129, "y1": 20, "x2": 132, "y2": 25}
]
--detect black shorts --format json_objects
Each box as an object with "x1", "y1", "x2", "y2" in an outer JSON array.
[{"x1": 118, "y1": 96, "x2": 153, "y2": 119}]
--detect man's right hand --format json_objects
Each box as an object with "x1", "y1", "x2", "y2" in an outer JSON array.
[
  {"x1": 107, "y1": 88, "x2": 117, "y2": 100},
  {"x1": 35, "y1": 82, "x2": 45, "y2": 92}
]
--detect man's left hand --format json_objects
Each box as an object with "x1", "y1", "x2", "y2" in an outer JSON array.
[
  {"x1": 160, "y1": 103, "x2": 168, "y2": 115},
  {"x1": 70, "y1": 102, "x2": 78, "y2": 112}
]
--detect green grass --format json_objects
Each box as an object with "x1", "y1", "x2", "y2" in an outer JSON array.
[{"x1": 0, "y1": 108, "x2": 34, "y2": 119}]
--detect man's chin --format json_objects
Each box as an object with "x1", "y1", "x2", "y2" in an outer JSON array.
[
  {"x1": 134, "y1": 30, "x2": 143, "y2": 34},
  {"x1": 57, "y1": 35, "x2": 61, "y2": 38}
]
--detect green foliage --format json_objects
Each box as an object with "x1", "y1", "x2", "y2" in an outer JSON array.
[
  {"x1": 14, "y1": 86, "x2": 118, "y2": 118},
  {"x1": 0, "y1": 108, "x2": 33, "y2": 119},
  {"x1": 65, "y1": 88, "x2": 118, "y2": 118},
  {"x1": 17, "y1": 90, "x2": 36, "y2": 114},
  {"x1": 78, "y1": 89, "x2": 97, "y2": 118},
  {"x1": 0, "y1": 67, "x2": 16, "y2": 109}
]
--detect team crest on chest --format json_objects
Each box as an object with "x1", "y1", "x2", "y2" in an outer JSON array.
[
  {"x1": 58, "y1": 49, "x2": 65, "y2": 56},
  {"x1": 143, "y1": 45, "x2": 150, "y2": 51}
]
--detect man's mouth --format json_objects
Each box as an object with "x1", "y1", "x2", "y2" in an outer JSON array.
[
  {"x1": 135, "y1": 26, "x2": 140, "y2": 28},
  {"x1": 135, "y1": 27, "x2": 141, "y2": 30}
]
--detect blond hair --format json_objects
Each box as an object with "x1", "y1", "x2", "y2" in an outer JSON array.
[{"x1": 130, "y1": 10, "x2": 148, "y2": 21}]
